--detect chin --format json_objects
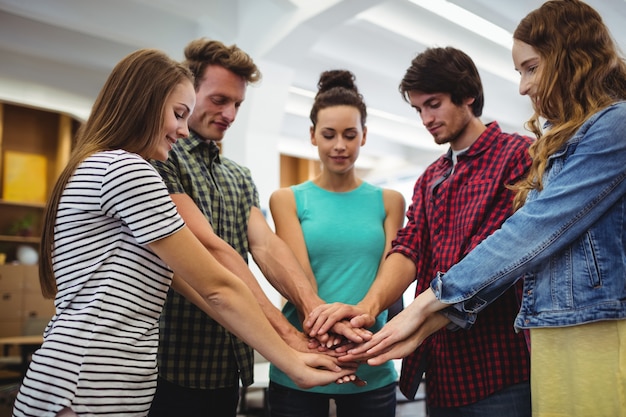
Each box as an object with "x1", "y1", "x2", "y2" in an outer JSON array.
[{"x1": 152, "y1": 151, "x2": 169, "y2": 162}]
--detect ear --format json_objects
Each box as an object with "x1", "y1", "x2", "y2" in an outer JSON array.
[
  {"x1": 361, "y1": 126, "x2": 368, "y2": 146},
  {"x1": 464, "y1": 96, "x2": 475, "y2": 107},
  {"x1": 310, "y1": 126, "x2": 317, "y2": 146}
]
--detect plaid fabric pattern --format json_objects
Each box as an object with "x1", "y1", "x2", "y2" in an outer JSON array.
[
  {"x1": 151, "y1": 132, "x2": 258, "y2": 389},
  {"x1": 392, "y1": 122, "x2": 532, "y2": 407}
]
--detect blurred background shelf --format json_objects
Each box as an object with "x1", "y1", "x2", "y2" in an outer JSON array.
[{"x1": 0, "y1": 102, "x2": 79, "y2": 264}]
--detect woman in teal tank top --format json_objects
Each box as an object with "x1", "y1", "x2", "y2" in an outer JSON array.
[{"x1": 268, "y1": 70, "x2": 406, "y2": 417}]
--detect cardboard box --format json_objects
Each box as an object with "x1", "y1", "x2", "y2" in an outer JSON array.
[
  {"x1": 0, "y1": 321, "x2": 22, "y2": 339},
  {"x1": 0, "y1": 265, "x2": 52, "y2": 337},
  {"x1": 22, "y1": 294, "x2": 54, "y2": 323},
  {"x1": 21, "y1": 266, "x2": 40, "y2": 293},
  {"x1": 0, "y1": 292, "x2": 22, "y2": 321},
  {"x1": 0, "y1": 266, "x2": 23, "y2": 292}
]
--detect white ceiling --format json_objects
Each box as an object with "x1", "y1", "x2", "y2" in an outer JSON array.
[{"x1": 1, "y1": 0, "x2": 625, "y2": 183}]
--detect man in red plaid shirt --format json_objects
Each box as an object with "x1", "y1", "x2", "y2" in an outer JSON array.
[{"x1": 306, "y1": 47, "x2": 532, "y2": 416}]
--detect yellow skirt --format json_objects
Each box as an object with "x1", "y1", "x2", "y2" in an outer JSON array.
[{"x1": 530, "y1": 319, "x2": 626, "y2": 417}]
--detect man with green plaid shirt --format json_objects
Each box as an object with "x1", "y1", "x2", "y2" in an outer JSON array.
[{"x1": 148, "y1": 38, "x2": 356, "y2": 417}]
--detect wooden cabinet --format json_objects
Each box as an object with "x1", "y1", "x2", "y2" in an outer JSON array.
[
  {"x1": 0, "y1": 102, "x2": 79, "y2": 337},
  {"x1": 0, "y1": 102, "x2": 78, "y2": 263},
  {"x1": 0, "y1": 264, "x2": 55, "y2": 338},
  {"x1": 279, "y1": 154, "x2": 320, "y2": 187}
]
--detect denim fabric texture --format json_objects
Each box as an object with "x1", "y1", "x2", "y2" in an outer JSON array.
[
  {"x1": 432, "y1": 102, "x2": 626, "y2": 329},
  {"x1": 148, "y1": 377, "x2": 239, "y2": 417},
  {"x1": 267, "y1": 381, "x2": 397, "y2": 417},
  {"x1": 428, "y1": 381, "x2": 531, "y2": 417}
]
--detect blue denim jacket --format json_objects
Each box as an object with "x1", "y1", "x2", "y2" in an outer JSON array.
[{"x1": 432, "y1": 102, "x2": 626, "y2": 330}]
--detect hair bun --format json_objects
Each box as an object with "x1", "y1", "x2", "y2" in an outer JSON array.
[{"x1": 317, "y1": 70, "x2": 358, "y2": 94}]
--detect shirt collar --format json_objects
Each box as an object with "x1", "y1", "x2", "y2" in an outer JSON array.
[
  {"x1": 441, "y1": 121, "x2": 502, "y2": 166},
  {"x1": 186, "y1": 130, "x2": 221, "y2": 163},
  {"x1": 463, "y1": 121, "x2": 502, "y2": 157}
]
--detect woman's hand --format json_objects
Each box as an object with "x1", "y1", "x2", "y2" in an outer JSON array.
[
  {"x1": 287, "y1": 351, "x2": 359, "y2": 389},
  {"x1": 305, "y1": 302, "x2": 375, "y2": 340},
  {"x1": 339, "y1": 289, "x2": 450, "y2": 364}
]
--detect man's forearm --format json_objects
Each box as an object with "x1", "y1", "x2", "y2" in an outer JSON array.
[
  {"x1": 250, "y1": 234, "x2": 324, "y2": 316},
  {"x1": 358, "y1": 252, "x2": 417, "y2": 318},
  {"x1": 209, "y1": 240, "x2": 299, "y2": 332},
  {"x1": 169, "y1": 194, "x2": 303, "y2": 340}
]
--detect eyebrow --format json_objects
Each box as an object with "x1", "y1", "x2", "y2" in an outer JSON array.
[
  {"x1": 320, "y1": 126, "x2": 358, "y2": 132},
  {"x1": 210, "y1": 93, "x2": 243, "y2": 104},
  {"x1": 175, "y1": 103, "x2": 192, "y2": 116},
  {"x1": 418, "y1": 96, "x2": 439, "y2": 109},
  {"x1": 516, "y1": 57, "x2": 539, "y2": 72}
]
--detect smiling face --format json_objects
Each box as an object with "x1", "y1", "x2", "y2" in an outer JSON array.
[
  {"x1": 513, "y1": 39, "x2": 542, "y2": 113},
  {"x1": 150, "y1": 80, "x2": 195, "y2": 161},
  {"x1": 311, "y1": 105, "x2": 366, "y2": 175},
  {"x1": 408, "y1": 90, "x2": 476, "y2": 150},
  {"x1": 188, "y1": 64, "x2": 246, "y2": 142}
]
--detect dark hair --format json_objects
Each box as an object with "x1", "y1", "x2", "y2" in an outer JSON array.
[
  {"x1": 310, "y1": 70, "x2": 367, "y2": 128},
  {"x1": 40, "y1": 49, "x2": 193, "y2": 298},
  {"x1": 183, "y1": 38, "x2": 261, "y2": 90},
  {"x1": 399, "y1": 46, "x2": 484, "y2": 117},
  {"x1": 511, "y1": 0, "x2": 626, "y2": 209}
]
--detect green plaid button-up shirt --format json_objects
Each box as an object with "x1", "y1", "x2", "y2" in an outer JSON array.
[{"x1": 151, "y1": 132, "x2": 257, "y2": 389}]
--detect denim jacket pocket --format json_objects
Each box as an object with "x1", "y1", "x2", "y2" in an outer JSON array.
[{"x1": 580, "y1": 231, "x2": 602, "y2": 288}]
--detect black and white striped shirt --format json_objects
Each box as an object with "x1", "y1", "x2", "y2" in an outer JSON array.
[{"x1": 13, "y1": 150, "x2": 184, "y2": 417}]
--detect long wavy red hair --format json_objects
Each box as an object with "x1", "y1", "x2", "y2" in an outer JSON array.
[{"x1": 511, "y1": 0, "x2": 626, "y2": 210}]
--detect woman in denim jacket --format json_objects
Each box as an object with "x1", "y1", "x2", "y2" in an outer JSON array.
[{"x1": 343, "y1": 1, "x2": 626, "y2": 416}]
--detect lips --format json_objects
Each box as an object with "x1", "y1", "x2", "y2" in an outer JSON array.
[
  {"x1": 165, "y1": 136, "x2": 177, "y2": 150},
  {"x1": 428, "y1": 126, "x2": 441, "y2": 135},
  {"x1": 213, "y1": 120, "x2": 231, "y2": 131}
]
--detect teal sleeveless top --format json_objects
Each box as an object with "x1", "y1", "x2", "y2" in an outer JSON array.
[{"x1": 269, "y1": 181, "x2": 397, "y2": 393}]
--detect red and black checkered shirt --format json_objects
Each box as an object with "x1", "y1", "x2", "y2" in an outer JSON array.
[{"x1": 392, "y1": 122, "x2": 532, "y2": 407}]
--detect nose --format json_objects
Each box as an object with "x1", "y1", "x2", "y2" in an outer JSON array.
[
  {"x1": 519, "y1": 76, "x2": 530, "y2": 96},
  {"x1": 334, "y1": 138, "x2": 347, "y2": 151},
  {"x1": 178, "y1": 122, "x2": 190, "y2": 138},
  {"x1": 420, "y1": 109, "x2": 434, "y2": 127},
  {"x1": 222, "y1": 103, "x2": 238, "y2": 122}
]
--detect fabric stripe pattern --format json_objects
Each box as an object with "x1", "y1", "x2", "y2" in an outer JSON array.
[{"x1": 12, "y1": 150, "x2": 184, "y2": 417}]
